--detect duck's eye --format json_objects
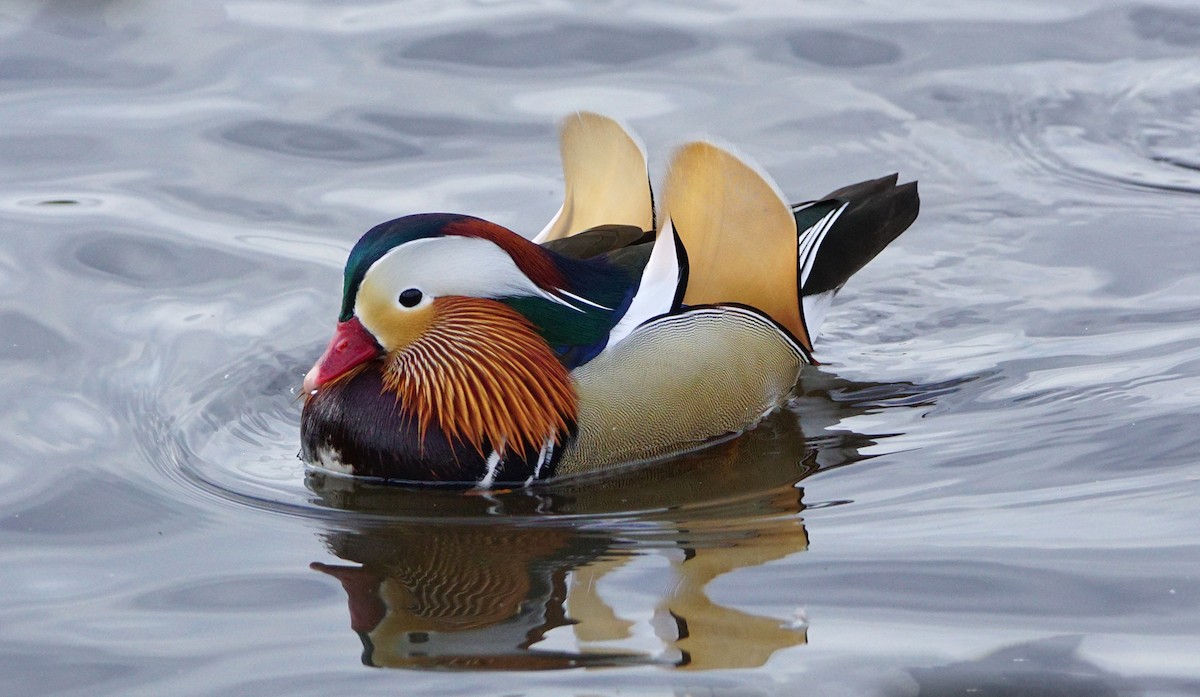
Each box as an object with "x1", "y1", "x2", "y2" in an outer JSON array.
[{"x1": 398, "y1": 288, "x2": 424, "y2": 308}]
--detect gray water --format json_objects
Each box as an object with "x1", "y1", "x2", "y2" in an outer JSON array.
[{"x1": 2, "y1": 1, "x2": 1199, "y2": 695}]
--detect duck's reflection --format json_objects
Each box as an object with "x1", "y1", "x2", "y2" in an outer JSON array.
[
  {"x1": 307, "y1": 373, "x2": 940, "y2": 670},
  {"x1": 312, "y1": 525, "x2": 628, "y2": 669}
]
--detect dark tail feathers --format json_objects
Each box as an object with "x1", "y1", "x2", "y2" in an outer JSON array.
[{"x1": 794, "y1": 174, "x2": 919, "y2": 297}]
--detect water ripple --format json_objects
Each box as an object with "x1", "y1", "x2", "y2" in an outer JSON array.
[
  {"x1": 914, "y1": 58, "x2": 1200, "y2": 196},
  {"x1": 786, "y1": 30, "x2": 902, "y2": 67},
  {"x1": 389, "y1": 22, "x2": 696, "y2": 70},
  {"x1": 217, "y1": 119, "x2": 422, "y2": 162},
  {"x1": 122, "y1": 333, "x2": 937, "y2": 537},
  {"x1": 1129, "y1": 5, "x2": 1200, "y2": 47}
]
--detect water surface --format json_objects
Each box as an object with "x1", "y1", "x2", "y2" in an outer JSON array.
[{"x1": 2, "y1": 1, "x2": 1199, "y2": 695}]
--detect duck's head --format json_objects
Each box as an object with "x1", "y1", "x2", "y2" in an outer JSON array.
[{"x1": 304, "y1": 213, "x2": 634, "y2": 458}]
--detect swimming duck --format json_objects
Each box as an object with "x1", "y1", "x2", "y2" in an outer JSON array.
[{"x1": 301, "y1": 112, "x2": 918, "y2": 486}]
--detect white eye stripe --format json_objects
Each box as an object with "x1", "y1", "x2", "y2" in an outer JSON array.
[{"x1": 360, "y1": 236, "x2": 549, "y2": 307}]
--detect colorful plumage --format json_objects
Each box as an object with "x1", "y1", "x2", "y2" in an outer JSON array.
[{"x1": 301, "y1": 112, "x2": 919, "y2": 486}]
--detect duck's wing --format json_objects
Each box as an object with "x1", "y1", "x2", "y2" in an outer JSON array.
[
  {"x1": 606, "y1": 142, "x2": 803, "y2": 348},
  {"x1": 665, "y1": 142, "x2": 811, "y2": 348},
  {"x1": 608, "y1": 142, "x2": 918, "y2": 353},
  {"x1": 533, "y1": 112, "x2": 655, "y2": 243},
  {"x1": 540, "y1": 224, "x2": 656, "y2": 295},
  {"x1": 559, "y1": 144, "x2": 919, "y2": 472},
  {"x1": 539, "y1": 223, "x2": 652, "y2": 259}
]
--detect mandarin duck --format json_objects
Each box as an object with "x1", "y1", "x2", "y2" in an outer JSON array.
[{"x1": 301, "y1": 112, "x2": 918, "y2": 486}]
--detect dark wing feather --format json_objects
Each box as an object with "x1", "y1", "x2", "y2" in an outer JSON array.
[
  {"x1": 540, "y1": 224, "x2": 652, "y2": 259},
  {"x1": 796, "y1": 175, "x2": 919, "y2": 297},
  {"x1": 540, "y1": 222, "x2": 655, "y2": 304}
]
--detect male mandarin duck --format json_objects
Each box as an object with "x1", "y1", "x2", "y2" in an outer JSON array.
[{"x1": 301, "y1": 112, "x2": 918, "y2": 486}]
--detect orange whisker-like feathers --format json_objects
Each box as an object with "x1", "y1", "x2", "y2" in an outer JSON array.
[{"x1": 381, "y1": 297, "x2": 577, "y2": 458}]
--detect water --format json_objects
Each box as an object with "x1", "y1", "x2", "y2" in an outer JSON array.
[{"x1": 2, "y1": 1, "x2": 1199, "y2": 694}]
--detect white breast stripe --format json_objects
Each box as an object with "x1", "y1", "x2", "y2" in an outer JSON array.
[
  {"x1": 606, "y1": 221, "x2": 682, "y2": 348},
  {"x1": 525, "y1": 437, "x2": 555, "y2": 486},
  {"x1": 476, "y1": 447, "x2": 504, "y2": 489},
  {"x1": 536, "y1": 438, "x2": 554, "y2": 478}
]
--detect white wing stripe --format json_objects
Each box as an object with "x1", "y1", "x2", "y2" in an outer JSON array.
[
  {"x1": 798, "y1": 203, "x2": 848, "y2": 290},
  {"x1": 796, "y1": 209, "x2": 835, "y2": 286},
  {"x1": 555, "y1": 288, "x2": 613, "y2": 311}
]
